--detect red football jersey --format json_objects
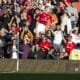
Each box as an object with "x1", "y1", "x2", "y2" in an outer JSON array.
[
  {"x1": 65, "y1": 41, "x2": 76, "y2": 55},
  {"x1": 38, "y1": 12, "x2": 52, "y2": 25},
  {"x1": 40, "y1": 40, "x2": 52, "y2": 52}
]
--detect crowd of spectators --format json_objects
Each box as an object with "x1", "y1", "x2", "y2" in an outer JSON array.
[{"x1": 0, "y1": 0, "x2": 80, "y2": 60}]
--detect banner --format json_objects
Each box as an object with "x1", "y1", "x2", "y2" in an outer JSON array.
[{"x1": 69, "y1": 49, "x2": 80, "y2": 60}]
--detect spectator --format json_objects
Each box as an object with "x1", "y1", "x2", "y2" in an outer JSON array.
[
  {"x1": 11, "y1": 39, "x2": 18, "y2": 59},
  {"x1": 61, "y1": 11, "x2": 72, "y2": 34},
  {"x1": 39, "y1": 37, "x2": 52, "y2": 59},
  {"x1": 22, "y1": 37, "x2": 31, "y2": 59},
  {"x1": 64, "y1": 34, "x2": 76, "y2": 57},
  {"x1": 70, "y1": 27, "x2": 80, "y2": 44},
  {"x1": 47, "y1": 47, "x2": 58, "y2": 59},
  {"x1": 46, "y1": 30, "x2": 54, "y2": 42},
  {"x1": 66, "y1": 2, "x2": 78, "y2": 29},
  {"x1": 53, "y1": 25, "x2": 63, "y2": 57},
  {"x1": 20, "y1": 26, "x2": 33, "y2": 43}
]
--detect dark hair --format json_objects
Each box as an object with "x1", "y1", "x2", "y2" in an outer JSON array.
[
  {"x1": 34, "y1": 8, "x2": 40, "y2": 13},
  {"x1": 67, "y1": 34, "x2": 72, "y2": 38},
  {"x1": 76, "y1": 43, "x2": 80, "y2": 49}
]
